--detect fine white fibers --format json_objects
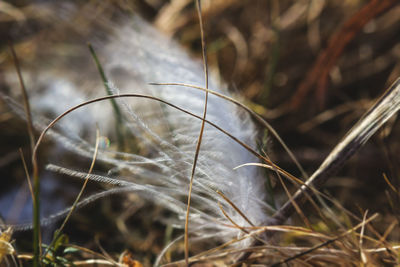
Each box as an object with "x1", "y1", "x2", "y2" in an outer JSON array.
[
  {"x1": 94, "y1": 16, "x2": 270, "y2": 242},
  {"x1": 5, "y1": 14, "x2": 273, "y2": 248}
]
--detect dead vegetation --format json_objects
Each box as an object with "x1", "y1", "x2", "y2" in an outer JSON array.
[{"x1": 1, "y1": 0, "x2": 400, "y2": 266}]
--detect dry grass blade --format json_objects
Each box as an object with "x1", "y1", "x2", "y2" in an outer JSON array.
[
  {"x1": 217, "y1": 202, "x2": 249, "y2": 233},
  {"x1": 29, "y1": 93, "x2": 281, "y2": 185},
  {"x1": 216, "y1": 201, "x2": 269, "y2": 248},
  {"x1": 234, "y1": 162, "x2": 303, "y2": 185},
  {"x1": 43, "y1": 128, "x2": 101, "y2": 259},
  {"x1": 9, "y1": 42, "x2": 40, "y2": 266},
  {"x1": 359, "y1": 210, "x2": 368, "y2": 264},
  {"x1": 166, "y1": 223, "x2": 364, "y2": 265},
  {"x1": 18, "y1": 148, "x2": 34, "y2": 204},
  {"x1": 4, "y1": 3, "x2": 400, "y2": 265},
  {"x1": 272, "y1": 78, "x2": 400, "y2": 227},
  {"x1": 8, "y1": 43, "x2": 35, "y2": 152},
  {"x1": 150, "y1": 82, "x2": 308, "y2": 179},
  {"x1": 235, "y1": 162, "x2": 345, "y2": 227},
  {"x1": 216, "y1": 190, "x2": 254, "y2": 227},
  {"x1": 163, "y1": 228, "x2": 269, "y2": 266},
  {"x1": 184, "y1": 1, "x2": 209, "y2": 264},
  {"x1": 26, "y1": 92, "x2": 273, "y2": 264},
  {"x1": 270, "y1": 213, "x2": 379, "y2": 266},
  {"x1": 382, "y1": 173, "x2": 399, "y2": 194},
  {"x1": 237, "y1": 77, "x2": 400, "y2": 263}
]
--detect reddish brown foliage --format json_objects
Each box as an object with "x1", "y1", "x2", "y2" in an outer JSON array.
[{"x1": 291, "y1": 0, "x2": 399, "y2": 110}]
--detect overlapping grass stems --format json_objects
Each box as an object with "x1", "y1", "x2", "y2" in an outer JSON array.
[
  {"x1": 15, "y1": 64, "x2": 400, "y2": 265},
  {"x1": 9, "y1": 18, "x2": 302, "y2": 262},
  {"x1": 4, "y1": 1, "x2": 400, "y2": 266}
]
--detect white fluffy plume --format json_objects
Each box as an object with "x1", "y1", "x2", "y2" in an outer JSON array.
[{"x1": 3, "y1": 13, "x2": 274, "y2": 248}]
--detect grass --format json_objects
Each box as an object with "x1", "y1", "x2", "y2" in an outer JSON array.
[
  {"x1": 9, "y1": 42, "x2": 40, "y2": 267},
  {"x1": 88, "y1": 43, "x2": 126, "y2": 152},
  {"x1": 1, "y1": 0, "x2": 400, "y2": 266}
]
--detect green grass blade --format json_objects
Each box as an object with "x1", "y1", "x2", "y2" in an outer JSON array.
[{"x1": 88, "y1": 43, "x2": 125, "y2": 150}]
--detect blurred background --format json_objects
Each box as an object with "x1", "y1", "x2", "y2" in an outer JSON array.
[{"x1": 1, "y1": 0, "x2": 400, "y2": 265}]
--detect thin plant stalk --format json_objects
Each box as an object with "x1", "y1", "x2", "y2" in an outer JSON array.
[
  {"x1": 31, "y1": 94, "x2": 278, "y2": 175},
  {"x1": 149, "y1": 82, "x2": 308, "y2": 179},
  {"x1": 44, "y1": 129, "x2": 101, "y2": 257},
  {"x1": 184, "y1": 0, "x2": 209, "y2": 265},
  {"x1": 236, "y1": 78, "x2": 400, "y2": 262},
  {"x1": 270, "y1": 213, "x2": 378, "y2": 266},
  {"x1": 271, "y1": 78, "x2": 400, "y2": 226},
  {"x1": 28, "y1": 93, "x2": 297, "y2": 263},
  {"x1": 9, "y1": 42, "x2": 40, "y2": 267},
  {"x1": 18, "y1": 148, "x2": 34, "y2": 209},
  {"x1": 88, "y1": 43, "x2": 125, "y2": 151}
]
